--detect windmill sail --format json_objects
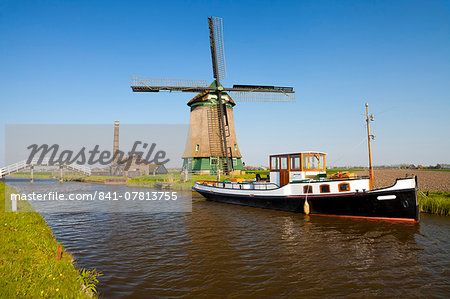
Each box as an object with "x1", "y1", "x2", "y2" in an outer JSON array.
[
  {"x1": 229, "y1": 91, "x2": 295, "y2": 102},
  {"x1": 131, "y1": 76, "x2": 208, "y2": 92},
  {"x1": 208, "y1": 17, "x2": 226, "y2": 81},
  {"x1": 131, "y1": 16, "x2": 295, "y2": 175}
]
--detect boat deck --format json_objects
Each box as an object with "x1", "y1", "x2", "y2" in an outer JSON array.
[{"x1": 196, "y1": 176, "x2": 371, "y2": 191}]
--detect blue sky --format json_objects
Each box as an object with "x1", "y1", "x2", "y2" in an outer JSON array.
[{"x1": 1, "y1": 0, "x2": 449, "y2": 167}]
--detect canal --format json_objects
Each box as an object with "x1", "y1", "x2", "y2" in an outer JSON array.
[{"x1": 6, "y1": 178, "x2": 450, "y2": 297}]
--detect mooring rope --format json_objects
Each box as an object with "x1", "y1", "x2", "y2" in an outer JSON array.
[{"x1": 418, "y1": 190, "x2": 428, "y2": 198}]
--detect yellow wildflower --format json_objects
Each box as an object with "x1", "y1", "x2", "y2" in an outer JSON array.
[
  {"x1": 56, "y1": 288, "x2": 59, "y2": 292},
  {"x1": 52, "y1": 277, "x2": 55, "y2": 280},
  {"x1": 48, "y1": 274, "x2": 52, "y2": 278}
]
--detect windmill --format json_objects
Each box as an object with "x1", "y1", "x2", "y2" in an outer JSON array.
[{"x1": 131, "y1": 16, "x2": 295, "y2": 175}]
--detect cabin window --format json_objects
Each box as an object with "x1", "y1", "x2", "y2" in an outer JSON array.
[
  {"x1": 339, "y1": 183, "x2": 350, "y2": 192},
  {"x1": 271, "y1": 157, "x2": 279, "y2": 170},
  {"x1": 320, "y1": 184, "x2": 330, "y2": 193},
  {"x1": 319, "y1": 155, "x2": 325, "y2": 170},
  {"x1": 309, "y1": 155, "x2": 319, "y2": 169},
  {"x1": 302, "y1": 155, "x2": 307, "y2": 169},
  {"x1": 291, "y1": 156, "x2": 301, "y2": 170},
  {"x1": 303, "y1": 185, "x2": 313, "y2": 193},
  {"x1": 195, "y1": 144, "x2": 199, "y2": 152},
  {"x1": 280, "y1": 157, "x2": 288, "y2": 170}
]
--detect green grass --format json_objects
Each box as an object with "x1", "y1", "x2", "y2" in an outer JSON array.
[
  {"x1": 0, "y1": 181, "x2": 93, "y2": 298},
  {"x1": 11, "y1": 172, "x2": 87, "y2": 181},
  {"x1": 10, "y1": 173, "x2": 128, "y2": 183},
  {"x1": 127, "y1": 172, "x2": 260, "y2": 190},
  {"x1": 10, "y1": 172, "x2": 55, "y2": 179},
  {"x1": 84, "y1": 176, "x2": 126, "y2": 182},
  {"x1": 418, "y1": 191, "x2": 450, "y2": 216},
  {"x1": 129, "y1": 172, "x2": 256, "y2": 183},
  {"x1": 244, "y1": 170, "x2": 270, "y2": 175}
]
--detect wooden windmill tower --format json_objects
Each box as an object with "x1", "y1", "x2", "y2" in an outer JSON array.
[{"x1": 131, "y1": 17, "x2": 295, "y2": 175}]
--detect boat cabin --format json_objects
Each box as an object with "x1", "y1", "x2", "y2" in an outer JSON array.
[{"x1": 269, "y1": 152, "x2": 327, "y2": 186}]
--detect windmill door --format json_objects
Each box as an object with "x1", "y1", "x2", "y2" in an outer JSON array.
[{"x1": 279, "y1": 156, "x2": 289, "y2": 186}]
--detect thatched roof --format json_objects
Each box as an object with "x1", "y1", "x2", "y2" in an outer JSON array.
[
  {"x1": 186, "y1": 81, "x2": 236, "y2": 107},
  {"x1": 148, "y1": 163, "x2": 167, "y2": 173},
  {"x1": 187, "y1": 91, "x2": 236, "y2": 107}
]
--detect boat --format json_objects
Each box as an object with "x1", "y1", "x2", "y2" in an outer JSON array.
[{"x1": 192, "y1": 104, "x2": 420, "y2": 222}]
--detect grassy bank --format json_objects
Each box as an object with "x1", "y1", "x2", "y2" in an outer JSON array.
[
  {"x1": 127, "y1": 172, "x2": 259, "y2": 190},
  {"x1": 418, "y1": 191, "x2": 450, "y2": 216},
  {"x1": 416, "y1": 169, "x2": 450, "y2": 172},
  {"x1": 10, "y1": 172, "x2": 54, "y2": 179},
  {"x1": 10, "y1": 172, "x2": 115, "y2": 181},
  {"x1": 0, "y1": 181, "x2": 92, "y2": 298}
]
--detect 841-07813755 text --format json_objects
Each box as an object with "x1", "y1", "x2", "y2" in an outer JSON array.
[
  {"x1": 97, "y1": 192, "x2": 177, "y2": 201},
  {"x1": 11, "y1": 191, "x2": 178, "y2": 201}
]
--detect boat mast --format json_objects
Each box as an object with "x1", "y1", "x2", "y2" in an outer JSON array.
[{"x1": 365, "y1": 103, "x2": 375, "y2": 190}]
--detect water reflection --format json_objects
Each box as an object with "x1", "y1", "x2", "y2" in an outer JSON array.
[{"x1": 6, "y1": 178, "x2": 191, "y2": 213}]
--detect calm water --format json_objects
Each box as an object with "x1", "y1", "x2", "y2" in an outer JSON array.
[{"x1": 6, "y1": 178, "x2": 450, "y2": 298}]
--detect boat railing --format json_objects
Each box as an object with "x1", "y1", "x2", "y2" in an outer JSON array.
[{"x1": 197, "y1": 181, "x2": 279, "y2": 190}]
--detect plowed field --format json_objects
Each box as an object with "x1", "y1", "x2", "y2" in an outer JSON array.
[{"x1": 359, "y1": 169, "x2": 450, "y2": 191}]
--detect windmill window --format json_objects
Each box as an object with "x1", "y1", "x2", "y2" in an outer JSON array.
[
  {"x1": 320, "y1": 184, "x2": 330, "y2": 193},
  {"x1": 234, "y1": 144, "x2": 237, "y2": 151},
  {"x1": 196, "y1": 144, "x2": 199, "y2": 152},
  {"x1": 232, "y1": 158, "x2": 237, "y2": 166},
  {"x1": 303, "y1": 185, "x2": 313, "y2": 193}
]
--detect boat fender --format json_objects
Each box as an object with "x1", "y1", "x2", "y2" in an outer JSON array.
[{"x1": 304, "y1": 199, "x2": 310, "y2": 215}]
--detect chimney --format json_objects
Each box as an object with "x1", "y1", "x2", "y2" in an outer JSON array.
[{"x1": 113, "y1": 121, "x2": 120, "y2": 163}]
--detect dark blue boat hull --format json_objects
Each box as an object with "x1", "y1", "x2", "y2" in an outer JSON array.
[{"x1": 194, "y1": 186, "x2": 419, "y2": 222}]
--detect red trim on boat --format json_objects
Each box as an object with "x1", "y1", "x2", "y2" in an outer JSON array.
[
  {"x1": 285, "y1": 192, "x2": 358, "y2": 198},
  {"x1": 310, "y1": 213, "x2": 418, "y2": 223}
]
